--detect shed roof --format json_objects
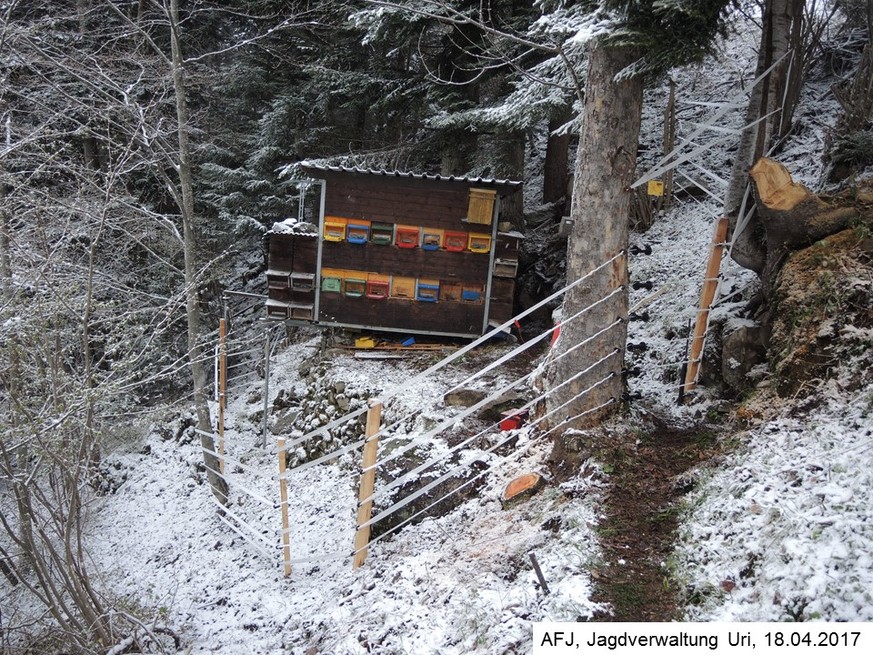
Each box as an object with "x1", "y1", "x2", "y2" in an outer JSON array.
[{"x1": 299, "y1": 161, "x2": 522, "y2": 194}]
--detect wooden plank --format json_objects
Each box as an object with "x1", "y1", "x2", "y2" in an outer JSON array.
[
  {"x1": 325, "y1": 185, "x2": 467, "y2": 210},
  {"x1": 327, "y1": 178, "x2": 469, "y2": 208},
  {"x1": 278, "y1": 437, "x2": 291, "y2": 577},
  {"x1": 683, "y1": 217, "x2": 729, "y2": 393},
  {"x1": 289, "y1": 289, "x2": 315, "y2": 304},
  {"x1": 320, "y1": 242, "x2": 491, "y2": 280},
  {"x1": 268, "y1": 287, "x2": 293, "y2": 303},
  {"x1": 489, "y1": 277, "x2": 515, "y2": 303},
  {"x1": 494, "y1": 235, "x2": 519, "y2": 258},
  {"x1": 292, "y1": 238, "x2": 317, "y2": 272},
  {"x1": 487, "y1": 300, "x2": 514, "y2": 323},
  {"x1": 321, "y1": 174, "x2": 473, "y2": 201},
  {"x1": 323, "y1": 179, "x2": 470, "y2": 226},
  {"x1": 337, "y1": 343, "x2": 457, "y2": 352},
  {"x1": 218, "y1": 319, "x2": 226, "y2": 475},
  {"x1": 325, "y1": 201, "x2": 469, "y2": 229},
  {"x1": 269, "y1": 234, "x2": 295, "y2": 275},
  {"x1": 318, "y1": 295, "x2": 486, "y2": 335},
  {"x1": 353, "y1": 401, "x2": 383, "y2": 569}
]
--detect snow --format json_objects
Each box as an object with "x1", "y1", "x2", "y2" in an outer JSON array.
[
  {"x1": 67, "y1": 335, "x2": 606, "y2": 654},
  {"x1": 5, "y1": 10, "x2": 873, "y2": 655},
  {"x1": 271, "y1": 218, "x2": 318, "y2": 235},
  {"x1": 676, "y1": 386, "x2": 873, "y2": 621}
]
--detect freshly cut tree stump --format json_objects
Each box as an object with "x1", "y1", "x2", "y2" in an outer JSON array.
[
  {"x1": 750, "y1": 158, "x2": 857, "y2": 254},
  {"x1": 501, "y1": 473, "x2": 545, "y2": 508}
]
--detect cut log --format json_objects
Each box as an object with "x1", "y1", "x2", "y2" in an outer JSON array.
[
  {"x1": 501, "y1": 473, "x2": 545, "y2": 508},
  {"x1": 750, "y1": 158, "x2": 858, "y2": 253}
]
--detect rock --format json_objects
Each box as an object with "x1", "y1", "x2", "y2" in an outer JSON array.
[
  {"x1": 721, "y1": 320, "x2": 767, "y2": 393},
  {"x1": 369, "y1": 441, "x2": 487, "y2": 539},
  {"x1": 501, "y1": 473, "x2": 546, "y2": 508},
  {"x1": 270, "y1": 408, "x2": 299, "y2": 435},
  {"x1": 334, "y1": 381, "x2": 346, "y2": 394},
  {"x1": 272, "y1": 388, "x2": 298, "y2": 410},
  {"x1": 443, "y1": 388, "x2": 487, "y2": 407}
]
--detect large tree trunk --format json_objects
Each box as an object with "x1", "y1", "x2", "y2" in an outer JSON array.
[
  {"x1": 545, "y1": 41, "x2": 643, "y2": 444},
  {"x1": 0, "y1": 187, "x2": 10, "y2": 295},
  {"x1": 440, "y1": 129, "x2": 475, "y2": 176},
  {"x1": 726, "y1": 0, "x2": 805, "y2": 273},
  {"x1": 0, "y1": 104, "x2": 10, "y2": 294},
  {"x1": 169, "y1": 0, "x2": 228, "y2": 506},
  {"x1": 494, "y1": 128, "x2": 525, "y2": 230},
  {"x1": 832, "y1": 3, "x2": 873, "y2": 139},
  {"x1": 542, "y1": 106, "x2": 573, "y2": 211}
]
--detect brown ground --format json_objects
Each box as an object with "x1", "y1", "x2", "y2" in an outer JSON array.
[{"x1": 584, "y1": 415, "x2": 724, "y2": 621}]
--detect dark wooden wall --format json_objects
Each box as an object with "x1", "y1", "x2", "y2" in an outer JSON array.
[
  {"x1": 322, "y1": 172, "x2": 472, "y2": 228},
  {"x1": 266, "y1": 170, "x2": 520, "y2": 336}
]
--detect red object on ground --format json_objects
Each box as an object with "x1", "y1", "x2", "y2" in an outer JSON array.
[{"x1": 499, "y1": 408, "x2": 530, "y2": 431}]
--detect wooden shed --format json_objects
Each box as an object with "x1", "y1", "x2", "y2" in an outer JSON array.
[{"x1": 266, "y1": 163, "x2": 523, "y2": 339}]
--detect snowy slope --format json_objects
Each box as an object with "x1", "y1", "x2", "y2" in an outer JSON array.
[
  {"x1": 5, "y1": 11, "x2": 872, "y2": 655},
  {"x1": 676, "y1": 384, "x2": 873, "y2": 622},
  {"x1": 84, "y1": 335, "x2": 608, "y2": 654}
]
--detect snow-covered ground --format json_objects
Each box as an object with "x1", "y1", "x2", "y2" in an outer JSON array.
[
  {"x1": 83, "y1": 335, "x2": 609, "y2": 654},
  {"x1": 5, "y1": 12, "x2": 873, "y2": 655},
  {"x1": 676, "y1": 383, "x2": 873, "y2": 622}
]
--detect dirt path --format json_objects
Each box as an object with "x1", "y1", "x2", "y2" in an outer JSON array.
[{"x1": 587, "y1": 417, "x2": 723, "y2": 621}]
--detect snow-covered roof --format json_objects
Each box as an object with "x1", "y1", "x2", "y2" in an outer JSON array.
[
  {"x1": 270, "y1": 218, "x2": 318, "y2": 236},
  {"x1": 299, "y1": 160, "x2": 523, "y2": 193}
]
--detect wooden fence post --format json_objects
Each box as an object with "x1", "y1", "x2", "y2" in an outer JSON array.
[
  {"x1": 218, "y1": 318, "x2": 227, "y2": 474},
  {"x1": 353, "y1": 400, "x2": 382, "y2": 569},
  {"x1": 278, "y1": 437, "x2": 291, "y2": 577},
  {"x1": 262, "y1": 329, "x2": 270, "y2": 449},
  {"x1": 683, "y1": 217, "x2": 729, "y2": 394}
]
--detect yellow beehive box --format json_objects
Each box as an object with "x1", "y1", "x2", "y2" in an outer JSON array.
[
  {"x1": 466, "y1": 188, "x2": 496, "y2": 225},
  {"x1": 468, "y1": 232, "x2": 492, "y2": 254},
  {"x1": 323, "y1": 216, "x2": 348, "y2": 241},
  {"x1": 391, "y1": 276, "x2": 416, "y2": 299}
]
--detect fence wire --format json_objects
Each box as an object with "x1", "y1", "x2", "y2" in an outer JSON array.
[{"x1": 209, "y1": 248, "x2": 675, "y2": 574}]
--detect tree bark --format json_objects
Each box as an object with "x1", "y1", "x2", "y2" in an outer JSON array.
[
  {"x1": 440, "y1": 129, "x2": 475, "y2": 176},
  {"x1": 659, "y1": 78, "x2": 677, "y2": 214},
  {"x1": 493, "y1": 128, "x2": 525, "y2": 229},
  {"x1": 0, "y1": 190, "x2": 10, "y2": 295},
  {"x1": 545, "y1": 40, "x2": 643, "y2": 439},
  {"x1": 1, "y1": 104, "x2": 10, "y2": 294},
  {"x1": 833, "y1": 3, "x2": 873, "y2": 137},
  {"x1": 168, "y1": 0, "x2": 228, "y2": 506},
  {"x1": 725, "y1": 0, "x2": 805, "y2": 274},
  {"x1": 542, "y1": 106, "x2": 573, "y2": 211}
]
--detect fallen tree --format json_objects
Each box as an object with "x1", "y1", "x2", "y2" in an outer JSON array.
[
  {"x1": 748, "y1": 157, "x2": 858, "y2": 290},
  {"x1": 721, "y1": 156, "x2": 873, "y2": 397}
]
